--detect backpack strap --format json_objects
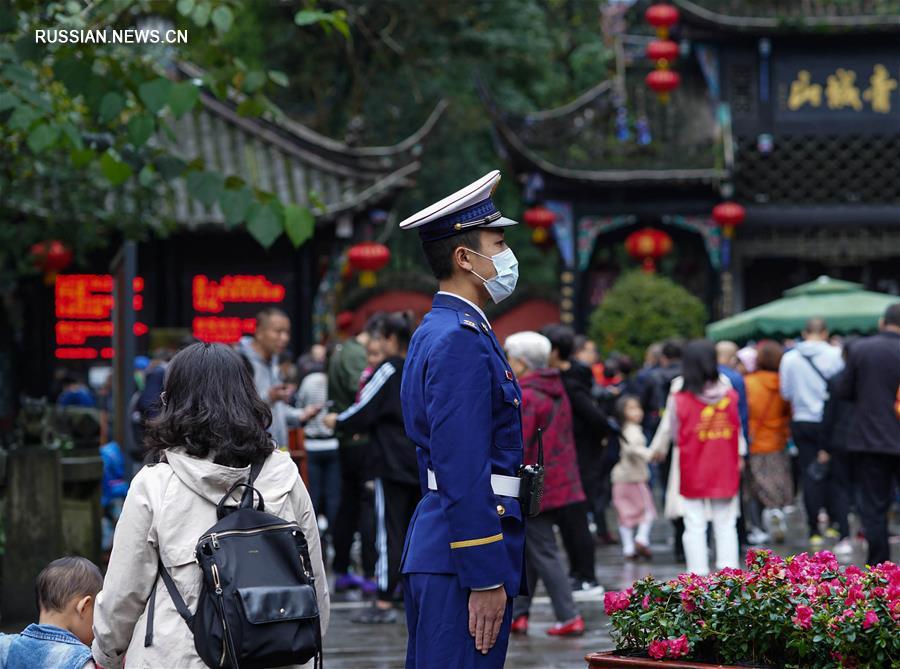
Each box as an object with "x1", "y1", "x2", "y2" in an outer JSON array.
[{"x1": 144, "y1": 560, "x2": 194, "y2": 647}]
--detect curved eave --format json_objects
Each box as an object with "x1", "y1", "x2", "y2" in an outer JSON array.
[
  {"x1": 674, "y1": 0, "x2": 900, "y2": 33},
  {"x1": 175, "y1": 61, "x2": 447, "y2": 166}
]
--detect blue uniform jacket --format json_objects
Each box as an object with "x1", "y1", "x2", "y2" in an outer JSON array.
[{"x1": 400, "y1": 292, "x2": 525, "y2": 596}]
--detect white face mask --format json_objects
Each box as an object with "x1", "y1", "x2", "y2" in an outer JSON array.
[{"x1": 466, "y1": 247, "x2": 519, "y2": 304}]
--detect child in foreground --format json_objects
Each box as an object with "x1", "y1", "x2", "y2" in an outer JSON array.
[
  {"x1": 0, "y1": 556, "x2": 103, "y2": 669},
  {"x1": 611, "y1": 395, "x2": 656, "y2": 560}
]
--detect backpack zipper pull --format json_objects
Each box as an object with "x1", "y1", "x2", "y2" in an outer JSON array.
[
  {"x1": 211, "y1": 533, "x2": 219, "y2": 549},
  {"x1": 212, "y1": 563, "x2": 223, "y2": 595}
]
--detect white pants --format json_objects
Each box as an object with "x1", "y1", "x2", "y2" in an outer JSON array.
[
  {"x1": 619, "y1": 521, "x2": 652, "y2": 557},
  {"x1": 681, "y1": 496, "x2": 739, "y2": 576}
]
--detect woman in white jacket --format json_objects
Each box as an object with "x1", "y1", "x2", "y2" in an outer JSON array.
[{"x1": 92, "y1": 342, "x2": 329, "y2": 669}]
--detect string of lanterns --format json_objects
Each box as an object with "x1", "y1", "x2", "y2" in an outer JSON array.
[
  {"x1": 644, "y1": 3, "x2": 681, "y2": 103},
  {"x1": 346, "y1": 241, "x2": 391, "y2": 287},
  {"x1": 625, "y1": 227, "x2": 673, "y2": 273}
]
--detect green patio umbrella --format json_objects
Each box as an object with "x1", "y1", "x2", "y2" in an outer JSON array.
[{"x1": 707, "y1": 276, "x2": 899, "y2": 342}]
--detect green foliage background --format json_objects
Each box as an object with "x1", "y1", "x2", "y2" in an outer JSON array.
[{"x1": 588, "y1": 271, "x2": 708, "y2": 362}]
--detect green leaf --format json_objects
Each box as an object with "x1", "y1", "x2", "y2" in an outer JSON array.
[
  {"x1": 156, "y1": 155, "x2": 186, "y2": 180},
  {"x1": 246, "y1": 201, "x2": 282, "y2": 248},
  {"x1": 242, "y1": 71, "x2": 266, "y2": 93},
  {"x1": 0, "y1": 7, "x2": 16, "y2": 33},
  {"x1": 175, "y1": 0, "x2": 194, "y2": 16},
  {"x1": 211, "y1": 5, "x2": 233, "y2": 33},
  {"x1": 26, "y1": 123, "x2": 59, "y2": 153},
  {"x1": 138, "y1": 164, "x2": 156, "y2": 187},
  {"x1": 70, "y1": 147, "x2": 95, "y2": 168},
  {"x1": 127, "y1": 113, "x2": 155, "y2": 147},
  {"x1": 52, "y1": 57, "x2": 93, "y2": 96},
  {"x1": 2, "y1": 64, "x2": 35, "y2": 88},
  {"x1": 283, "y1": 204, "x2": 314, "y2": 247},
  {"x1": 236, "y1": 95, "x2": 266, "y2": 117},
  {"x1": 16, "y1": 87, "x2": 52, "y2": 114},
  {"x1": 219, "y1": 186, "x2": 253, "y2": 227},
  {"x1": 268, "y1": 70, "x2": 289, "y2": 87},
  {"x1": 8, "y1": 105, "x2": 38, "y2": 131},
  {"x1": 0, "y1": 92, "x2": 17, "y2": 111},
  {"x1": 138, "y1": 77, "x2": 172, "y2": 114},
  {"x1": 192, "y1": 1, "x2": 211, "y2": 27},
  {"x1": 168, "y1": 80, "x2": 199, "y2": 118},
  {"x1": 294, "y1": 9, "x2": 332, "y2": 26},
  {"x1": 13, "y1": 36, "x2": 41, "y2": 65},
  {"x1": 0, "y1": 43, "x2": 16, "y2": 61},
  {"x1": 185, "y1": 170, "x2": 224, "y2": 208},
  {"x1": 98, "y1": 91, "x2": 125, "y2": 123},
  {"x1": 100, "y1": 151, "x2": 133, "y2": 186}
]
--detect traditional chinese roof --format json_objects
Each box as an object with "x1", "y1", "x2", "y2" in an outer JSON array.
[
  {"x1": 480, "y1": 65, "x2": 730, "y2": 190},
  {"x1": 158, "y1": 61, "x2": 446, "y2": 227},
  {"x1": 673, "y1": 0, "x2": 900, "y2": 33}
]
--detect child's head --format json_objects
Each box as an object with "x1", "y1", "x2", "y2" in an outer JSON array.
[
  {"x1": 616, "y1": 394, "x2": 643, "y2": 426},
  {"x1": 36, "y1": 556, "x2": 103, "y2": 646}
]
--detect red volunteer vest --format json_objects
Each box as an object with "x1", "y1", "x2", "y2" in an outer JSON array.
[{"x1": 674, "y1": 389, "x2": 741, "y2": 499}]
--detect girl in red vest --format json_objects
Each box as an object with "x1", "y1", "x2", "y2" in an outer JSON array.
[{"x1": 651, "y1": 340, "x2": 746, "y2": 575}]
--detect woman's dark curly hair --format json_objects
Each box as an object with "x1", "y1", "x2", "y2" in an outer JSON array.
[{"x1": 145, "y1": 342, "x2": 274, "y2": 468}]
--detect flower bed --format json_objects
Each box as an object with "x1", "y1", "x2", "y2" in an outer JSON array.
[{"x1": 602, "y1": 550, "x2": 899, "y2": 668}]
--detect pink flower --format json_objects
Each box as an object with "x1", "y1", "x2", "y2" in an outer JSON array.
[
  {"x1": 604, "y1": 590, "x2": 631, "y2": 615},
  {"x1": 641, "y1": 594, "x2": 650, "y2": 610},
  {"x1": 862, "y1": 610, "x2": 879, "y2": 629},
  {"x1": 845, "y1": 584, "x2": 865, "y2": 607},
  {"x1": 680, "y1": 591, "x2": 697, "y2": 613},
  {"x1": 648, "y1": 640, "x2": 668, "y2": 660},
  {"x1": 792, "y1": 604, "x2": 813, "y2": 629},
  {"x1": 668, "y1": 635, "x2": 690, "y2": 658}
]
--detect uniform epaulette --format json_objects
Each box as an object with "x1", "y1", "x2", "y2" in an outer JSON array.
[{"x1": 457, "y1": 312, "x2": 484, "y2": 333}]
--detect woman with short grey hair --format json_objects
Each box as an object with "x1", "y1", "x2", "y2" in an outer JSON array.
[{"x1": 504, "y1": 332, "x2": 587, "y2": 637}]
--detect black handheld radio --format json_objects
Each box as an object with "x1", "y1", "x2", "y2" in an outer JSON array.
[{"x1": 518, "y1": 427, "x2": 546, "y2": 517}]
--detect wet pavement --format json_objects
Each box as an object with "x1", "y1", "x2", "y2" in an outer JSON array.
[{"x1": 324, "y1": 505, "x2": 900, "y2": 668}]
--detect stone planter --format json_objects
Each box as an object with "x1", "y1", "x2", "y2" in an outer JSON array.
[{"x1": 586, "y1": 652, "x2": 744, "y2": 668}]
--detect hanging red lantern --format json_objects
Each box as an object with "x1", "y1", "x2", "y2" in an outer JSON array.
[
  {"x1": 625, "y1": 228, "x2": 673, "y2": 273},
  {"x1": 30, "y1": 239, "x2": 73, "y2": 283},
  {"x1": 645, "y1": 3, "x2": 680, "y2": 39},
  {"x1": 646, "y1": 39, "x2": 679, "y2": 68},
  {"x1": 523, "y1": 206, "x2": 556, "y2": 229},
  {"x1": 712, "y1": 202, "x2": 746, "y2": 238},
  {"x1": 347, "y1": 241, "x2": 390, "y2": 288},
  {"x1": 646, "y1": 70, "x2": 681, "y2": 103},
  {"x1": 336, "y1": 310, "x2": 354, "y2": 332}
]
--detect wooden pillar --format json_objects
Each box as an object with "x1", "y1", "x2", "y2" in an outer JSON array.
[{"x1": 2, "y1": 448, "x2": 62, "y2": 622}]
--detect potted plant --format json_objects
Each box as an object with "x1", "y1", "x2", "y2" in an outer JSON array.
[{"x1": 587, "y1": 549, "x2": 899, "y2": 668}]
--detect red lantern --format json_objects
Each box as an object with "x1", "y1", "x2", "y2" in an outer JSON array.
[
  {"x1": 646, "y1": 39, "x2": 678, "y2": 68},
  {"x1": 523, "y1": 206, "x2": 556, "y2": 229},
  {"x1": 625, "y1": 228, "x2": 673, "y2": 273},
  {"x1": 646, "y1": 70, "x2": 681, "y2": 103},
  {"x1": 645, "y1": 3, "x2": 680, "y2": 38},
  {"x1": 336, "y1": 310, "x2": 354, "y2": 332},
  {"x1": 712, "y1": 202, "x2": 746, "y2": 239},
  {"x1": 30, "y1": 239, "x2": 73, "y2": 281},
  {"x1": 347, "y1": 241, "x2": 390, "y2": 287}
]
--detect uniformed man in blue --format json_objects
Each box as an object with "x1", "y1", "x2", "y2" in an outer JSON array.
[{"x1": 398, "y1": 170, "x2": 525, "y2": 668}]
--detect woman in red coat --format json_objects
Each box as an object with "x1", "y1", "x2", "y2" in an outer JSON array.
[{"x1": 504, "y1": 331, "x2": 586, "y2": 638}]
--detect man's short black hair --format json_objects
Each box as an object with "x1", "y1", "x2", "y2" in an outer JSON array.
[
  {"x1": 421, "y1": 229, "x2": 484, "y2": 281},
  {"x1": 883, "y1": 302, "x2": 900, "y2": 327},
  {"x1": 35, "y1": 556, "x2": 103, "y2": 612},
  {"x1": 661, "y1": 338, "x2": 683, "y2": 361},
  {"x1": 255, "y1": 307, "x2": 288, "y2": 330},
  {"x1": 540, "y1": 324, "x2": 575, "y2": 360}
]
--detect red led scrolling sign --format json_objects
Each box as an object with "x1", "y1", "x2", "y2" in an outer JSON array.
[
  {"x1": 54, "y1": 274, "x2": 146, "y2": 360},
  {"x1": 191, "y1": 275, "x2": 287, "y2": 343}
]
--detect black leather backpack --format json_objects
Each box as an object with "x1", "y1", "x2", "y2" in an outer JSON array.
[{"x1": 145, "y1": 461, "x2": 323, "y2": 668}]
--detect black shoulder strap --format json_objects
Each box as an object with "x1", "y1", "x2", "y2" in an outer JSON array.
[
  {"x1": 800, "y1": 353, "x2": 829, "y2": 384},
  {"x1": 144, "y1": 560, "x2": 194, "y2": 647},
  {"x1": 528, "y1": 396, "x2": 562, "y2": 451},
  {"x1": 248, "y1": 460, "x2": 264, "y2": 486}
]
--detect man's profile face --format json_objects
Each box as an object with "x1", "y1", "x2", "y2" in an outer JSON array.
[
  {"x1": 460, "y1": 229, "x2": 509, "y2": 280},
  {"x1": 256, "y1": 314, "x2": 291, "y2": 358}
]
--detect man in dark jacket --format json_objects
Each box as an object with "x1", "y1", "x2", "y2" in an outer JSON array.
[
  {"x1": 542, "y1": 325, "x2": 607, "y2": 598},
  {"x1": 837, "y1": 303, "x2": 900, "y2": 565}
]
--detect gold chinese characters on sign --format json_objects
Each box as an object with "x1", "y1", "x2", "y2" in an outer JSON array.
[{"x1": 787, "y1": 65, "x2": 898, "y2": 113}]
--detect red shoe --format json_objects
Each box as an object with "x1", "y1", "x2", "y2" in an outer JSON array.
[
  {"x1": 511, "y1": 614, "x2": 529, "y2": 635},
  {"x1": 547, "y1": 615, "x2": 585, "y2": 637}
]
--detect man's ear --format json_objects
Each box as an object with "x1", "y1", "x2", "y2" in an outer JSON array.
[
  {"x1": 75, "y1": 595, "x2": 93, "y2": 615},
  {"x1": 453, "y1": 245, "x2": 474, "y2": 273}
]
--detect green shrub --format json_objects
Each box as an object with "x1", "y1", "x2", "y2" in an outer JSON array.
[{"x1": 588, "y1": 272, "x2": 707, "y2": 363}]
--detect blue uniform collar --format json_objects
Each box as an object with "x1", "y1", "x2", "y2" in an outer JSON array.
[{"x1": 434, "y1": 291, "x2": 490, "y2": 328}]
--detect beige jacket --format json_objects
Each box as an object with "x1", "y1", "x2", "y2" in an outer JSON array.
[
  {"x1": 611, "y1": 423, "x2": 651, "y2": 484},
  {"x1": 92, "y1": 449, "x2": 329, "y2": 669}
]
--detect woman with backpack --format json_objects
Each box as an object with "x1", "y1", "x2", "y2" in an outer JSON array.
[
  {"x1": 92, "y1": 342, "x2": 329, "y2": 669},
  {"x1": 651, "y1": 339, "x2": 747, "y2": 576}
]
